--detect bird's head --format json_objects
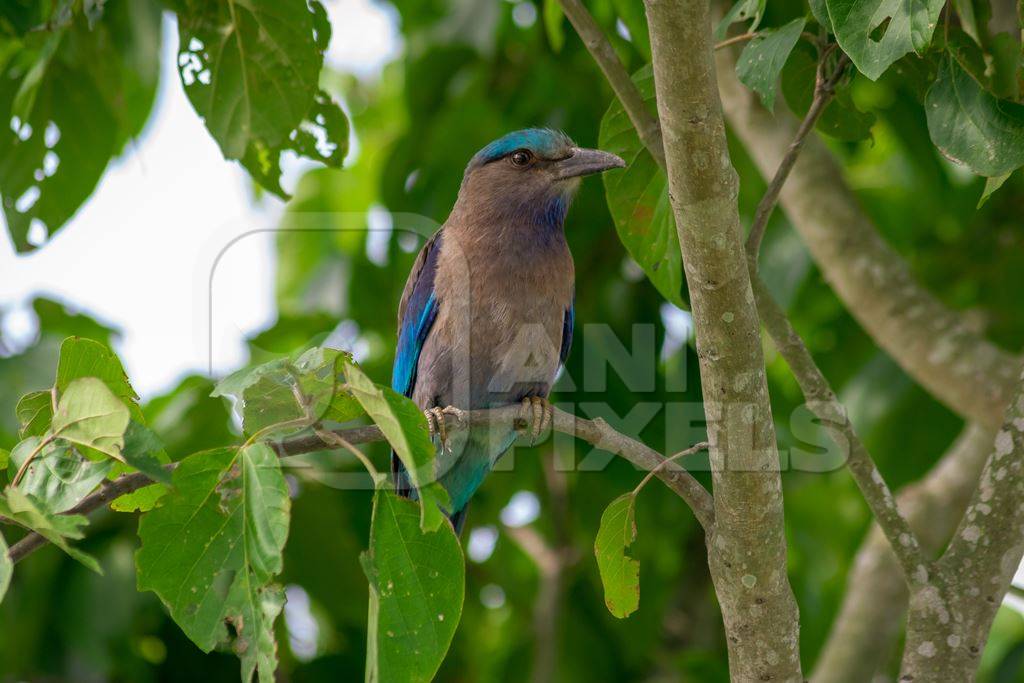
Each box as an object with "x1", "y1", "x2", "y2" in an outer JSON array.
[{"x1": 454, "y1": 129, "x2": 625, "y2": 230}]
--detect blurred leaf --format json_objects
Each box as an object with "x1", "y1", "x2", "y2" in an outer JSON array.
[
  {"x1": 952, "y1": 0, "x2": 980, "y2": 43},
  {"x1": 599, "y1": 65, "x2": 687, "y2": 309},
  {"x1": 542, "y1": 0, "x2": 564, "y2": 52},
  {"x1": 926, "y1": 57, "x2": 1024, "y2": 177},
  {"x1": 9, "y1": 437, "x2": 111, "y2": 513},
  {"x1": 0, "y1": 0, "x2": 161, "y2": 251},
  {"x1": 16, "y1": 390, "x2": 51, "y2": 438},
  {"x1": 826, "y1": 0, "x2": 945, "y2": 79},
  {"x1": 342, "y1": 361, "x2": 449, "y2": 531},
  {"x1": 611, "y1": 0, "x2": 651, "y2": 57},
  {"x1": 362, "y1": 490, "x2": 463, "y2": 683},
  {"x1": 714, "y1": 0, "x2": 765, "y2": 40},
  {"x1": 109, "y1": 483, "x2": 167, "y2": 513},
  {"x1": 174, "y1": 0, "x2": 347, "y2": 198},
  {"x1": 990, "y1": 32, "x2": 1021, "y2": 100},
  {"x1": 136, "y1": 444, "x2": 290, "y2": 681},
  {"x1": 0, "y1": 529, "x2": 10, "y2": 605},
  {"x1": 809, "y1": 0, "x2": 834, "y2": 32},
  {"x1": 0, "y1": 448, "x2": 7, "y2": 471},
  {"x1": 978, "y1": 172, "x2": 1012, "y2": 208},
  {"x1": 594, "y1": 493, "x2": 640, "y2": 618},
  {"x1": 51, "y1": 378, "x2": 129, "y2": 460},
  {"x1": 736, "y1": 18, "x2": 806, "y2": 111},
  {"x1": 0, "y1": 486, "x2": 99, "y2": 572},
  {"x1": 782, "y1": 43, "x2": 876, "y2": 141}
]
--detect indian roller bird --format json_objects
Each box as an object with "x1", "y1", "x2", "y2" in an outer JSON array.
[{"x1": 391, "y1": 128, "x2": 624, "y2": 533}]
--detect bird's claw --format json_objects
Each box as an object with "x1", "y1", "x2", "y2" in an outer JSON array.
[
  {"x1": 521, "y1": 397, "x2": 553, "y2": 443},
  {"x1": 424, "y1": 406, "x2": 465, "y2": 453}
]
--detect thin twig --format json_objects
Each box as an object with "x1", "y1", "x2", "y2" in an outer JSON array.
[
  {"x1": 632, "y1": 441, "x2": 708, "y2": 497},
  {"x1": 714, "y1": 32, "x2": 756, "y2": 50},
  {"x1": 744, "y1": 51, "x2": 850, "y2": 264}
]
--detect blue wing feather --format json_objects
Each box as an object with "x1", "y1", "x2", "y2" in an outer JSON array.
[
  {"x1": 391, "y1": 231, "x2": 443, "y2": 499},
  {"x1": 392, "y1": 232, "x2": 443, "y2": 397},
  {"x1": 559, "y1": 300, "x2": 574, "y2": 366}
]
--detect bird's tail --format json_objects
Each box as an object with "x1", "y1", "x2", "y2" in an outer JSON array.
[{"x1": 392, "y1": 450, "x2": 468, "y2": 535}]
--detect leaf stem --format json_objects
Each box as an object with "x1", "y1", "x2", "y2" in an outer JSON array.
[{"x1": 631, "y1": 441, "x2": 708, "y2": 498}]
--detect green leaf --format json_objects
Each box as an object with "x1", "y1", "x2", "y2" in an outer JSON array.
[
  {"x1": 0, "y1": 448, "x2": 8, "y2": 471},
  {"x1": 9, "y1": 437, "x2": 112, "y2": 513},
  {"x1": 715, "y1": 0, "x2": 766, "y2": 40},
  {"x1": 51, "y1": 378, "x2": 130, "y2": 460},
  {"x1": 809, "y1": 0, "x2": 834, "y2": 32},
  {"x1": 0, "y1": 529, "x2": 11, "y2": 606},
  {"x1": 926, "y1": 57, "x2": 1024, "y2": 178},
  {"x1": 0, "y1": 487, "x2": 100, "y2": 572},
  {"x1": 109, "y1": 483, "x2": 168, "y2": 513},
  {"x1": 825, "y1": 0, "x2": 946, "y2": 80},
  {"x1": 990, "y1": 32, "x2": 1021, "y2": 100},
  {"x1": 782, "y1": 43, "x2": 876, "y2": 141},
  {"x1": 599, "y1": 65, "x2": 687, "y2": 309},
  {"x1": 56, "y1": 337, "x2": 139, "y2": 408},
  {"x1": 363, "y1": 490, "x2": 464, "y2": 683},
  {"x1": 174, "y1": 0, "x2": 348, "y2": 198},
  {"x1": 978, "y1": 172, "x2": 1012, "y2": 208},
  {"x1": 118, "y1": 421, "x2": 171, "y2": 485},
  {"x1": 341, "y1": 361, "x2": 449, "y2": 531},
  {"x1": 594, "y1": 493, "x2": 640, "y2": 618},
  {"x1": 0, "y1": 1, "x2": 161, "y2": 251},
  {"x1": 736, "y1": 18, "x2": 806, "y2": 111},
  {"x1": 136, "y1": 444, "x2": 290, "y2": 681},
  {"x1": 218, "y1": 347, "x2": 364, "y2": 434},
  {"x1": 16, "y1": 390, "x2": 52, "y2": 438},
  {"x1": 542, "y1": 0, "x2": 565, "y2": 52}
]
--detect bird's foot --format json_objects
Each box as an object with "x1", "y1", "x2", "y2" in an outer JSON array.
[
  {"x1": 521, "y1": 397, "x2": 553, "y2": 443},
  {"x1": 424, "y1": 406, "x2": 465, "y2": 452}
]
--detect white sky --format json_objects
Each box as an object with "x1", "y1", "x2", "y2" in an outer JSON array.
[{"x1": 0, "y1": 0, "x2": 401, "y2": 398}]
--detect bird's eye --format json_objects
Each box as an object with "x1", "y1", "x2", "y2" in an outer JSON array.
[{"x1": 509, "y1": 149, "x2": 533, "y2": 167}]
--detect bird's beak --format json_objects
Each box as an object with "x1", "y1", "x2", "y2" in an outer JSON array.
[{"x1": 555, "y1": 147, "x2": 626, "y2": 179}]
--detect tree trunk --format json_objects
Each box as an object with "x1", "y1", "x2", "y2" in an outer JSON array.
[{"x1": 643, "y1": 1, "x2": 802, "y2": 679}]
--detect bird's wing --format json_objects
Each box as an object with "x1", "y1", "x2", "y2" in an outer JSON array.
[
  {"x1": 559, "y1": 298, "x2": 575, "y2": 367},
  {"x1": 392, "y1": 229, "x2": 444, "y2": 398}
]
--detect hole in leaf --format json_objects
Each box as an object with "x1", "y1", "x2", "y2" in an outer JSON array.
[
  {"x1": 44, "y1": 121, "x2": 60, "y2": 148},
  {"x1": 870, "y1": 16, "x2": 892, "y2": 43},
  {"x1": 27, "y1": 219, "x2": 48, "y2": 247},
  {"x1": 15, "y1": 186, "x2": 40, "y2": 213}
]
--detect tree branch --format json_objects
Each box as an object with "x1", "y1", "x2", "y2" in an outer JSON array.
[
  {"x1": 8, "y1": 403, "x2": 714, "y2": 565},
  {"x1": 715, "y1": 45, "x2": 1022, "y2": 429},
  {"x1": 751, "y1": 277, "x2": 929, "y2": 584},
  {"x1": 557, "y1": 0, "x2": 665, "y2": 168},
  {"x1": 812, "y1": 422, "x2": 995, "y2": 683},
  {"x1": 745, "y1": 50, "x2": 850, "y2": 263},
  {"x1": 900, "y1": 372, "x2": 1024, "y2": 680}
]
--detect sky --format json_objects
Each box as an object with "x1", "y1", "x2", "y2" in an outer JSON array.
[{"x1": 0, "y1": 0, "x2": 401, "y2": 398}]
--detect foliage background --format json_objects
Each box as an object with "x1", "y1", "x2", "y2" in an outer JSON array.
[{"x1": 1, "y1": 0, "x2": 1024, "y2": 681}]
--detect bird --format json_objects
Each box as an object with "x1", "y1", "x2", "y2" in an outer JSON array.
[{"x1": 391, "y1": 128, "x2": 624, "y2": 533}]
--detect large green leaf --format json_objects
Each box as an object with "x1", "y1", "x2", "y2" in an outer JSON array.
[
  {"x1": 594, "y1": 493, "x2": 640, "y2": 619},
  {"x1": 51, "y1": 377, "x2": 130, "y2": 460},
  {"x1": 136, "y1": 444, "x2": 290, "y2": 682},
  {"x1": 173, "y1": 0, "x2": 348, "y2": 198},
  {"x1": 362, "y1": 490, "x2": 464, "y2": 683},
  {"x1": 926, "y1": 57, "x2": 1024, "y2": 178},
  {"x1": 0, "y1": 0, "x2": 161, "y2": 251},
  {"x1": 599, "y1": 65, "x2": 687, "y2": 309},
  {"x1": 342, "y1": 362, "x2": 450, "y2": 531},
  {"x1": 0, "y1": 487, "x2": 99, "y2": 572},
  {"x1": 9, "y1": 437, "x2": 112, "y2": 513},
  {"x1": 736, "y1": 18, "x2": 806, "y2": 111},
  {"x1": 825, "y1": 0, "x2": 946, "y2": 80}
]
